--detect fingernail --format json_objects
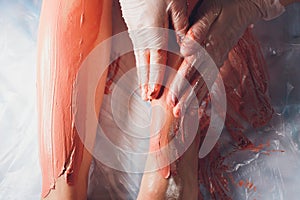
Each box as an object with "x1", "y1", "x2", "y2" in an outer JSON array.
[{"x1": 148, "y1": 84, "x2": 160, "y2": 99}]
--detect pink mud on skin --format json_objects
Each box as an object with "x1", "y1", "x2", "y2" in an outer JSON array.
[{"x1": 37, "y1": 0, "x2": 111, "y2": 197}]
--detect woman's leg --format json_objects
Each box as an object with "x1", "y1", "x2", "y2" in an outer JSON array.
[
  {"x1": 37, "y1": 0, "x2": 112, "y2": 199},
  {"x1": 137, "y1": 93, "x2": 200, "y2": 200},
  {"x1": 137, "y1": 92, "x2": 172, "y2": 200},
  {"x1": 137, "y1": 54, "x2": 200, "y2": 200}
]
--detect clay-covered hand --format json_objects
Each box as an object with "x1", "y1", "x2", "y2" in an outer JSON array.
[
  {"x1": 119, "y1": 0, "x2": 188, "y2": 100},
  {"x1": 180, "y1": 0, "x2": 285, "y2": 66},
  {"x1": 166, "y1": 0, "x2": 286, "y2": 117}
]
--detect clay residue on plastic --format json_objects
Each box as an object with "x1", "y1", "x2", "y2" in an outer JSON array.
[
  {"x1": 197, "y1": 28, "x2": 275, "y2": 199},
  {"x1": 37, "y1": 0, "x2": 109, "y2": 197}
]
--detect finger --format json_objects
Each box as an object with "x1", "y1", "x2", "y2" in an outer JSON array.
[
  {"x1": 168, "y1": 0, "x2": 189, "y2": 43},
  {"x1": 166, "y1": 56, "x2": 197, "y2": 107},
  {"x1": 168, "y1": 50, "x2": 217, "y2": 116},
  {"x1": 172, "y1": 85, "x2": 192, "y2": 118},
  {"x1": 180, "y1": 1, "x2": 221, "y2": 56},
  {"x1": 147, "y1": 49, "x2": 167, "y2": 99},
  {"x1": 135, "y1": 49, "x2": 150, "y2": 100},
  {"x1": 173, "y1": 75, "x2": 207, "y2": 118}
]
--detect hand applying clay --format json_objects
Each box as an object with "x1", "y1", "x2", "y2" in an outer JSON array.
[
  {"x1": 119, "y1": 0, "x2": 189, "y2": 100},
  {"x1": 167, "y1": 0, "x2": 300, "y2": 117},
  {"x1": 180, "y1": 0, "x2": 288, "y2": 66}
]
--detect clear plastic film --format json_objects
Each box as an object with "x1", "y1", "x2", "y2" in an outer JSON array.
[{"x1": 1, "y1": 1, "x2": 300, "y2": 200}]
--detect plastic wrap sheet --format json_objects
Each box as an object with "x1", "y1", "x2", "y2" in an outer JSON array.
[
  {"x1": 228, "y1": 6, "x2": 300, "y2": 198},
  {"x1": 0, "y1": 1, "x2": 300, "y2": 199}
]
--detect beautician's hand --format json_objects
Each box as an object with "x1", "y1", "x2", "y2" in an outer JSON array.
[
  {"x1": 119, "y1": 0, "x2": 188, "y2": 100},
  {"x1": 167, "y1": 0, "x2": 287, "y2": 117},
  {"x1": 181, "y1": 0, "x2": 286, "y2": 66}
]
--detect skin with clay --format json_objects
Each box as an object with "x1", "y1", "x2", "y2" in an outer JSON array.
[{"x1": 37, "y1": 0, "x2": 111, "y2": 199}]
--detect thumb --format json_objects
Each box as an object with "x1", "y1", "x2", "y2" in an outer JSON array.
[{"x1": 180, "y1": 1, "x2": 220, "y2": 56}]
